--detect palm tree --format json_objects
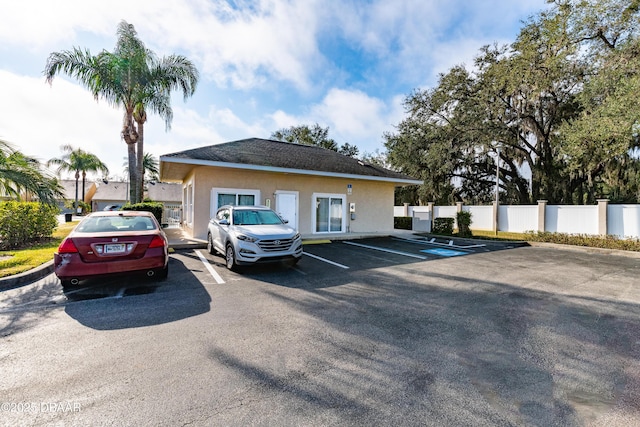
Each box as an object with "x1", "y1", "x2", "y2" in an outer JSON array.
[
  {"x1": 47, "y1": 145, "x2": 109, "y2": 210},
  {"x1": 123, "y1": 152, "x2": 159, "y2": 184},
  {"x1": 44, "y1": 20, "x2": 198, "y2": 204},
  {"x1": 0, "y1": 139, "x2": 63, "y2": 205}
]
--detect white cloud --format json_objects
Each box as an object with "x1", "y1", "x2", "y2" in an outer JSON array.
[
  {"x1": 0, "y1": 70, "x2": 122, "y2": 177},
  {"x1": 311, "y1": 89, "x2": 386, "y2": 137},
  {"x1": 314, "y1": 89, "x2": 405, "y2": 152},
  {"x1": 0, "y1": 0, "x2": 551, "y2": 173},
  {"x1": 265, "y1": 88, "x2": 405, "y2": 153},
  {"x1": 269, "y1": 110, "x2": 299, "y2": 130},
  {"x1": 0, "y1": 70, "x2": 227, "y2": 180},
  {"x1": 0, "y1": 0, "x2": 122, "y2": 48},
  {"x1": 320, "y1": 0, "x2": 548, "y2": 87},
  {"x1": 0, "y1": 0, "x2": 324, "y2": 90}
]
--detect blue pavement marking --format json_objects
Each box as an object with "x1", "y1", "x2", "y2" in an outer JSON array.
[{"x1": 420, "y1": 248, "x2": 467, "y2": 257}]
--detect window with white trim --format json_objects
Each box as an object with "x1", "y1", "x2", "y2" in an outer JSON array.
[{"x1": 211, "y1": 188, "x2": 260, "y2": 218}]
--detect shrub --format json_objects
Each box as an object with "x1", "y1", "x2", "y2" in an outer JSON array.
[
  {"x1": 122, "y1": 201, "x2": 164, "y2": 224},
  {"x1": 394, "y1": 216, "x2": 412, "y2": 230},
  {"x1": 524, "y1": 231, "x2": 640, "y2": 252},
  {"x1": 433, "y1": 217, "x2": 454, "y2": 235},
  {"x1": 456, "y1": 211, "x2": 473, "y2": 238},
  {"x1": 0, "y1": 201, "x2": 59, "y2": 250}
]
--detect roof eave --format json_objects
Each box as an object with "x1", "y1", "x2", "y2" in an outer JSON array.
[{"x1": 159, "y1": 156, "x2": 422, "y2": 185}]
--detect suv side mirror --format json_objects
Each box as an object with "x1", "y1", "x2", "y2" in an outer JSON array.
[{"x1": 218, "y1": 219, "x2": 230, "y2": 226}]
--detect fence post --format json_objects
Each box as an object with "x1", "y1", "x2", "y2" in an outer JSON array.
[
  {"x1": 597, "y1": 199, "x2": 609, "y2": 236},
  {"x1": 427, "y1": 201, "x2": 435, "y2": 230},
  {"x1": 403, "y1": 203, "x2": 409, "y2": 217},
  {"x1": 537, "y1": 200, "x2": 547, "y2": 233}
]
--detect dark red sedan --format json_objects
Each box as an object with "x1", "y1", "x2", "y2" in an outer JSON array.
[{"x1": 54, "y1": 211, "x2": 169, "y2": 288}]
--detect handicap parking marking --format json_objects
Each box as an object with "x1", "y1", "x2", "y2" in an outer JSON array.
[
  {"x1": 392, "y1": 236, "x2": 484, "y2": 250},
  {"x1": 420, "y1": 248, "x2": 467, "y2": 257}
]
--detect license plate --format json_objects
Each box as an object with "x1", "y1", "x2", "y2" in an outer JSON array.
[{"x1": 105, "y1": 243, "x2": 126, "y2": 254}]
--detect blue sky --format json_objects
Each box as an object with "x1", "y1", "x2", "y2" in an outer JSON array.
[{"x1": 0, "y1": 0, "x2": 548, "y2": 180}]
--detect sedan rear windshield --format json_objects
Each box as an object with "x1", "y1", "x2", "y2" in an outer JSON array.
[
  {"x1": 77, "y1": 216, "x2": 157, "y2": 232},
  {"x1": 233, "y1": 210, "x2": 284, "y2": 226}
]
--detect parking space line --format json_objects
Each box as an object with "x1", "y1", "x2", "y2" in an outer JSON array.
[
  {"x1": 291, "y1": 267, "x2": 307, "y2": 275},
  {"x1": 392, "y1": 237, "x2": 484, "y2": 250},
  {"x1": 343, "y1": 241, "x2": 428, "y2": 259},
  {"x1": 195, "y1": 250, "x2": 226, "y2": 284},
  {"x1": 303, "y1": 251, "x2": 350, "y2": 269}
]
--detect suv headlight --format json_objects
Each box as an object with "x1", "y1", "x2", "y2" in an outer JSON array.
[
  {"x1": 293, "y1": 233, "x2": 301, "y2": 240},
  {"x1": 236, "y1": 234, "x2": 257, "y2": 243}
]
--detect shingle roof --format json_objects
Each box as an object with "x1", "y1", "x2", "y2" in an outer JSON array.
[{"x1": 161, "y1": 138, "x2": 420, "y2": 184}]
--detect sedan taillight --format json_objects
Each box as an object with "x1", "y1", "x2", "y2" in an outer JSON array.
[
  {"x1": 58, "y1": 238, "x2": 79, "y2": 254},
  {"x1": 148, "y1": 235, "x2": 166, "y2": 249}
]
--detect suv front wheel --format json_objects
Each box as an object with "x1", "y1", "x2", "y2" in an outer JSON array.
[
  {"x1": 225, "y1": 243, "x2": 238, "y2": 271},
  {"x1": 207, "y1": 233, "x2": 215, "y2": 255}
]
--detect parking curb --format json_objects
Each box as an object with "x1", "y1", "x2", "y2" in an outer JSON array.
[{"x1": 0, "y1": 260, "x2": 55, "y2": 292}]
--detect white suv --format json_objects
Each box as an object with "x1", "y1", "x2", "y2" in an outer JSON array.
[{"x1": 207, "y1": 205, "x2": 303, "y2": 270}]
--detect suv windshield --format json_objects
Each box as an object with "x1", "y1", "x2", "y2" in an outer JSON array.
[{"x1": 232, "y1": 210, "x2": 284, "y2": 226}]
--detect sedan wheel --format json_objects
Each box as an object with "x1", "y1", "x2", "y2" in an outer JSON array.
[
  {"x1": 156, "y1": 264, "x2": 169, "y2": 280},
  {"x1": 207, "y1": 233, "x2": 215, "y2": 255},
  {"x1": 225, "y1": 244, "x2": 237, "y2": 271}
]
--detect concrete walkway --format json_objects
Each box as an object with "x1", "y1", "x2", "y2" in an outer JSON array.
[{"x1": 163, "y1": 227, "x2": 207, "y2": 250}]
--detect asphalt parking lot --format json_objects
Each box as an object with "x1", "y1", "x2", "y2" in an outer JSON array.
[{"x1": 1, "y1": 236, "x2": 639, "y2": 426}]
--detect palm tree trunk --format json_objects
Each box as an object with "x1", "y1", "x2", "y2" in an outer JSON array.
[
  {"x1": 122, "y1": 108, "x2": 139, "y2": 205},
  {"x1": 127, "y1": 143, "x2": 137, "y2": 204},
  {"x1": 136, "y1": 120, "x2": 145, "y2": 203},
  {"x1": 81, "y1": 171, "x2": 86, "y2": 205},
  {"x1": 74, "y1": 170, "x2": 79, "y2": 210}
]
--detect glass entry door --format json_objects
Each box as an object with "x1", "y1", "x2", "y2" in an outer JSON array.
[{"x1": 315, "y1": 195, "x2": 344, "y2": 233}]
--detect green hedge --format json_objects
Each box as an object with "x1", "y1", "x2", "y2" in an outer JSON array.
[
  {"x1": 524, "y1": 231, "x2": 640, "y2": 251},
  {"x1": 456, "y1": 211, "x2": 473, "y2": 238},
  {"x1": 0, "y1": 201, "x2": 59, "y2": 250},
  {"x1": 122, "y1": 202, "x2": 164, "y2": 224},
  {"x1": 433, "y1": 217, "x2": 454, "y2": 235},
  {"x1": 394, "y1": 216, "x2": 412, "y2": 230}
]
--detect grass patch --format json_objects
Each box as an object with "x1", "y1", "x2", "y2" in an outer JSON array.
[
  {"x1": 0, "y1": 221, "x2": 78, "y2": 278},
  {"x1": 467, "y1": 230, "x2": 529, "y2": 241}
]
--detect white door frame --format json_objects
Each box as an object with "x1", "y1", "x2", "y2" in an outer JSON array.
[
  {"x1": 275, "y1": 190, "x2": 299, "y2": 230},
  {"x1": 312, "y1": 193, "x2": 347, "y2": 234}
]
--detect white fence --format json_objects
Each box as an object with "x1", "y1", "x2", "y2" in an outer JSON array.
[
  {"x1": 395, "y1": 202, "x2": 640, "y2": 239},
  {"x1": 608, "y1": 205, "x2": 640, "y2": 238},
  {"x1": 546, "y1": 205, "x2": 598, "y2": 235},
  {"x1": 162, "y1": 204, "x2": 182, "y2": 228}
]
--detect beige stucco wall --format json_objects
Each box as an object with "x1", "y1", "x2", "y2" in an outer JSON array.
[{"x1": 182, "y1": 166, "x2": 397, "y2": 240}]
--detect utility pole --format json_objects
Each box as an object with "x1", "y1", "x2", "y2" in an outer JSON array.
[{"x1": 495, "y1": 145, "x2": 501, "y2": 236}]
